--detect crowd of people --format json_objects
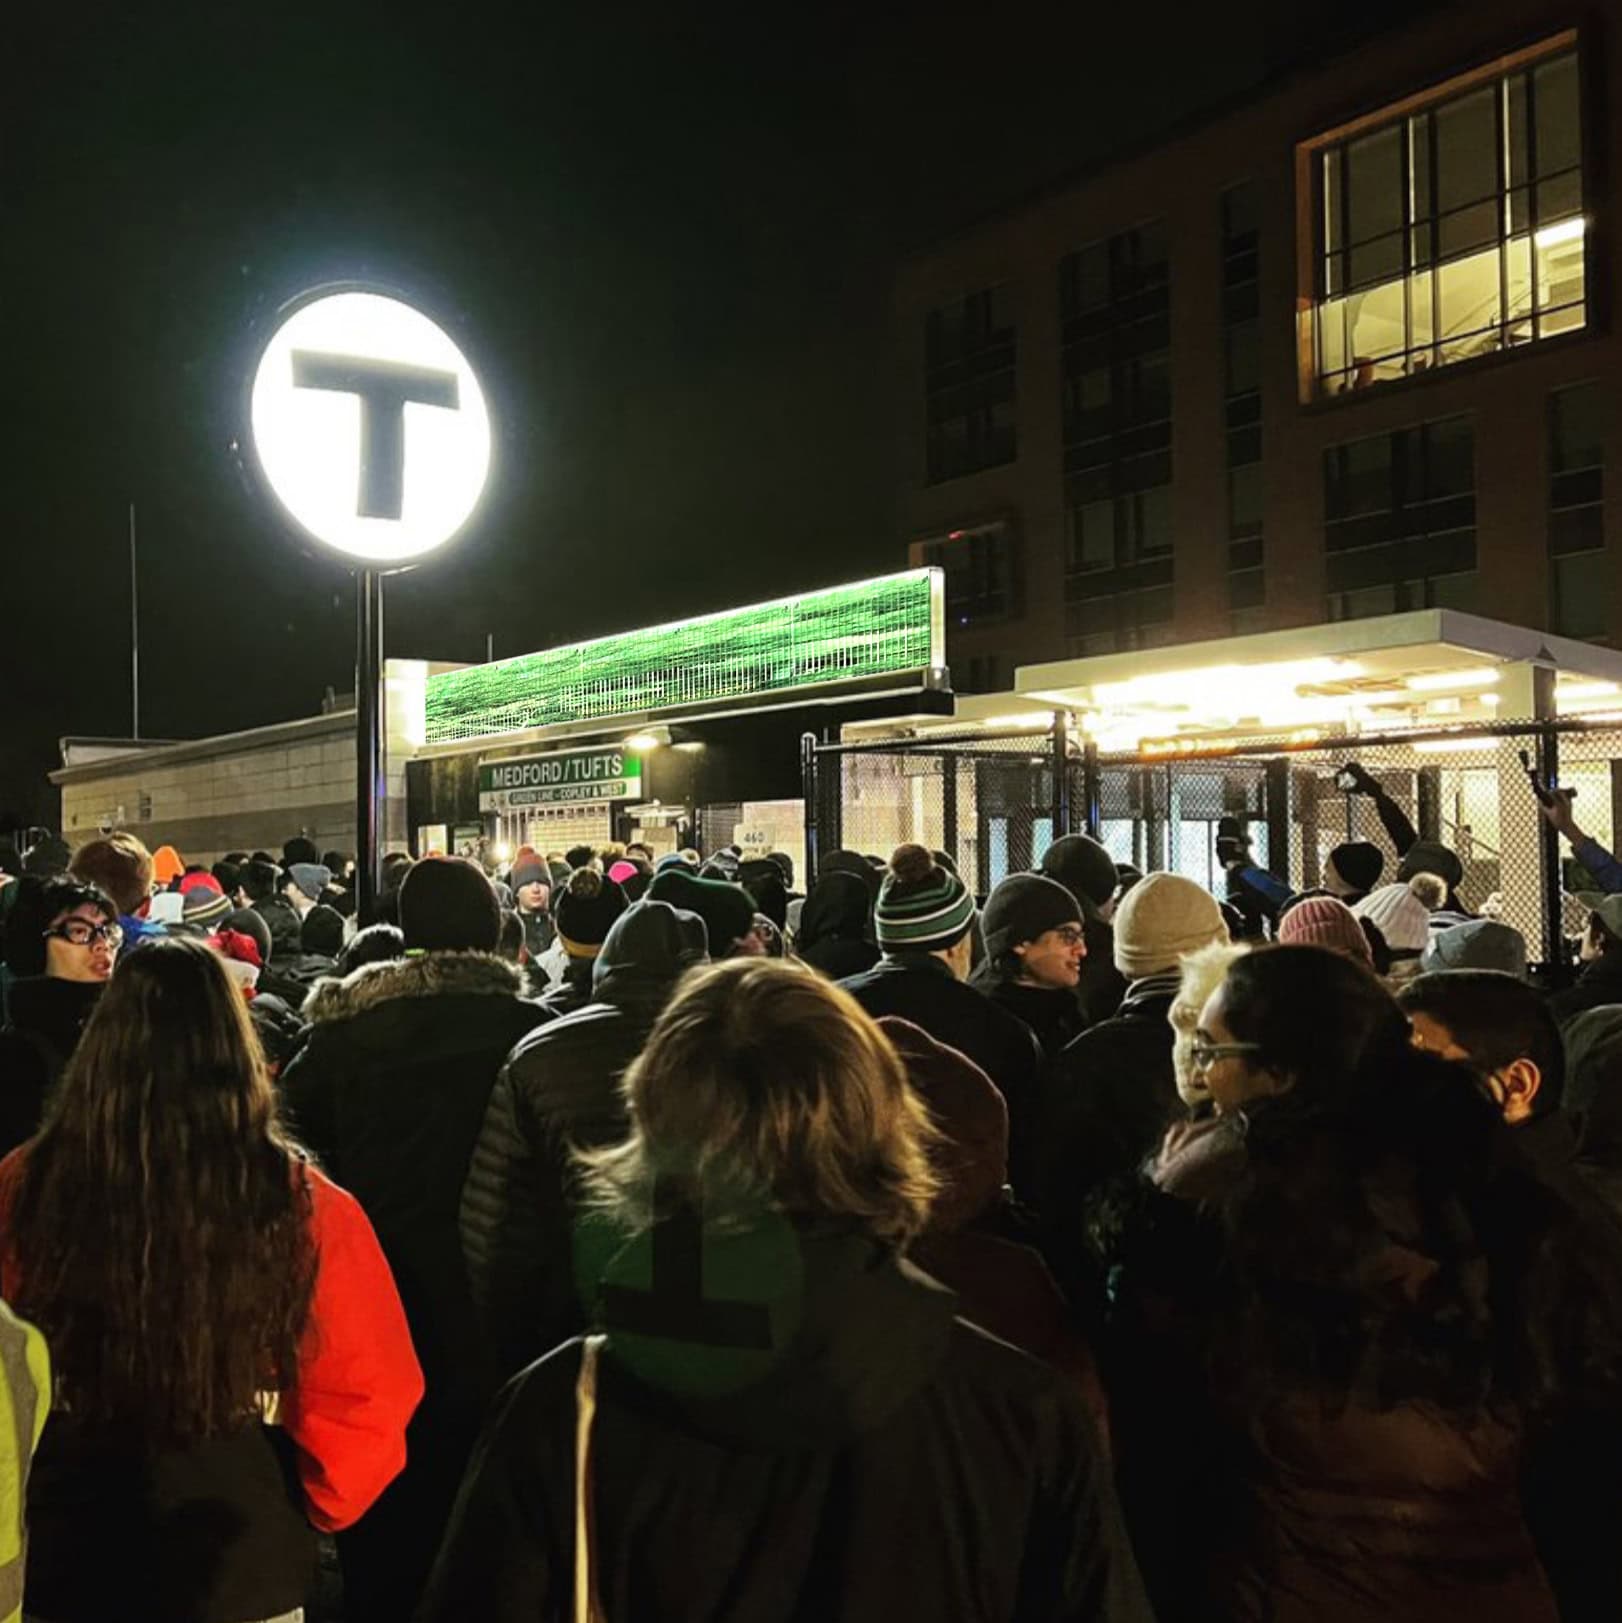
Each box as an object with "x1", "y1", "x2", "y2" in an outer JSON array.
[{"x1": 2, "y1": 778, "x2": 1622, "y2": 1621}]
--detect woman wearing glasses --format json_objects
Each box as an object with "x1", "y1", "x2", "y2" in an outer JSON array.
[
  {"x1": 0, "y1": 876, "x2": 121, "y2": 1158},
  {"x1": 1114, "y1": 944, "x2": 1590, "y2": 1623}
]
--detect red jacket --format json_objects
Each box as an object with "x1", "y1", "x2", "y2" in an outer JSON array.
[{"x1": 0, "y1": 1147, "x2": 423, "y2": 1532}]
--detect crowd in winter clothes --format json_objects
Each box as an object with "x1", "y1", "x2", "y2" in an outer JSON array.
[{"x1": 4, "y1": 780, "x2": 1622, "y2": 1620}]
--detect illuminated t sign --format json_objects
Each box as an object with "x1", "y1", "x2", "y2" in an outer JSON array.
[
  {"x1": 290, "y1": 352, "x2": 459, "y2": 520},
  {"x1": 249, "y1": 289, "x2": 491, "y2": 564}
]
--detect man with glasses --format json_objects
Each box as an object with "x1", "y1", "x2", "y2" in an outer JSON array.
[
  {"x1": 973, "y1": 872, "x2": 1089, "y2": 1059},
  {"x1": 0, "y1": 876, "x2": 120, "y2": 1157}
]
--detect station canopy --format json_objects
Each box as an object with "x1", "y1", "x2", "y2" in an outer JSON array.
[{"x1": 845, "y1": 611, "x2": 1622, "y2": 751}]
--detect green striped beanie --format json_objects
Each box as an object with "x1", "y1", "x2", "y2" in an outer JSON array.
[{"x1": 876, "y1": 845, "x2": 975, "y2": 953}]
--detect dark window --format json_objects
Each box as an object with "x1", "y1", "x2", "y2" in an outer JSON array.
[
  {"x1": 1313, "y1": 43, "x2": 1586, "y2": 396},
  {"x1": 1059, "y1": 221, "x2": 1174, "y2": 653},
  {"x1": 1224, "y1": 182, "x2": 1264, "y2": 629},
  {"x1": 1324, "y1": 416, "x2": 1477, "y2": 620},
  {"x1": 925, "y1": 286, "x2": 1016, "y2": 483},
  {"x1": 917, "y1": 519, "x2": 1022, "y2": 627},
  {"x1": 958, "y1": 654, "x2": 1009, "y2": 694},
  {"x1": 1549, "y1": 382, "x2": 1606, "y2": 638}
]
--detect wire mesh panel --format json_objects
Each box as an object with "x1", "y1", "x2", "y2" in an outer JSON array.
[{"x1": 809, "y1": 720, "x2": 1622, "y2": 963}]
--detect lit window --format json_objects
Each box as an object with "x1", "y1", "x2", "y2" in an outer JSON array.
[{"x1": 1306, "y1": 42, "x2": 1585, "y2": 398}]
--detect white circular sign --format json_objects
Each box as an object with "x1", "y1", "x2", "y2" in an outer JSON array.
[{"x1": 249, "y1": 290, "x2": 491, "y2": 564}]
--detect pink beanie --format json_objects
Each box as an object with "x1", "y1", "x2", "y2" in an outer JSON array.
[
  {"x1": 1279, "y1": 895, "x2": 1373, "y2": 965},
  {"x1": 607, "y1": 860, "x2": 639, "y2": 887}
]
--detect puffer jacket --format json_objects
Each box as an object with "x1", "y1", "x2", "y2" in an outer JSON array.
[
  {"x1": 278, "y1": 949, "x2": 547, "y2": 1623},
  {"x1": 460, "y1": 900, "x2": 708, "y2": 1384}
]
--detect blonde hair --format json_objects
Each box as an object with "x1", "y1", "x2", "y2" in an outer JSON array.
[
  {"x1": 1170, "y1": 939, "x2": 1249, "y2": 1106},
  {"x1": 582, "y1": 958, "x2": 940, "y2": 1244}
]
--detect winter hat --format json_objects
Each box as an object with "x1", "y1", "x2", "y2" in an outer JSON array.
[
  {"x1": 22, "y1": 836, "x2": 72, "y2": 878},
  {"x1": 739, "y1": 859, "x2": 789, "y2": 930},
  {"x1": 282, "y1": 836, "x2": 322, "y2": 870},
  {"x1": 1422, "y1": 918, "x2": 1528, "y2": 978},
  {"x1": 766, "y1": 851, "x2": 795, "y2": 889},
  {"x1": 1397, "y1": 840, "x2": 1464, "y2": 890},
  {"x1": 607, "y1": 859, "x2": 640, "y2": 888},
  {"x1": 700, "y1": 850, "x2": 742, "y2": 882},
  {"x1": 1278, "y1": 895, "x2": 1374, "y2": 965},
  {"x1": 980, "y1": 873, "x2": 1082, "y2": 963},
  {"x1": 223, "y1": 907, "x2": 273, "y2": 966},
  {"x1": 655, "y1": 851, "x2": 696, "y2": 875},
  {"x1": 300, "y1": 903, "x2": 346, "y2": 958},
  {"x1": 398, "y1": 856, "x2": 501, "y2": 953},
  {"x1": 554, "y1": 868, "x2": 629, "y2": 957},
  {"x1": 288, "y1": 863, "x2": 333, "y2": 904},
  {"x1": 548, "y1": 860, "x2": 574, "y2": 888},
  {"x1": 1354, "y1": 881, "x2": 1432, "y2": 954},
  {"x1": 874, "y1": 844, "x2": 975, "y2": 954},
  {"x1": 1039, "y1": 834, "x2": 1119, "y2": 914},
  {"x1": 647, "y1": 867, "x2": 756, "y2": 955},
  {"x1": 1326, "y1": 841, "x2": 1384, "y2": 895},
  {"x1": 879, "y1": 1016, "x2": 1007, "y2": 1233},
  {"x1": 175, "y1": 876, "x2": 233, "y2": 934},
  {"x1": 510, "y1": 847, "x2": 548, "y2": 892},
  {"x1": 151, "y1": 845, "x2": 186, "y2": 888},
  {"x1": 1112, "y1": 873, "x2": 1228, "y2": 978}
]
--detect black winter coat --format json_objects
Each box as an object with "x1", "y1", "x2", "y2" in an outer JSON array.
[
  {"x1": 975, "y1": 971, "x2": 1088, "y2": 1059},
  {"x1": 1035, "y1": 981, "x2": 1179, "y2": 1298},
  {"x1": 279, "y1": 949, "x2": 547, "y2": 1623},
  {"x1": 841, "y1": 954, "x2": 1044, "y2": 1195},
  {"x1": 460, "y1": 900, "x2": 708, "y2": 1382},
  {"x1": 250, "y1": 895, "x2": 304, "y2": 962},
  {"x1": 0, "y1": 976, "x2": 101, "y2": 1158},
  {"x1": 1548, "y1": 951, "x2": 1622, "y2": 1028},
  {"x1": 419, "y1": 1224, "x2": 1152, "y2": 1623},
  {"x1": 1078, "y1": 917, "x2": 1128, "y2": 1029}
]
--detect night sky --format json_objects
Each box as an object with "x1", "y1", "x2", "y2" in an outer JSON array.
[{"x1": 3, "y1": 2, "x2": 1445, "y2": 827}]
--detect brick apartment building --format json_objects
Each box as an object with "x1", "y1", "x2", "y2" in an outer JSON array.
[{"x1": 898, "y1": 4, "x2": 1618, "y2": 692}]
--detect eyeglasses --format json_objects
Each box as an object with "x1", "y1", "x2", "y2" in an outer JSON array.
[
  {"x1": 44, "y1": 919, "x2": 123, "y2": 950},
  {"x1": 1189, "y1": 1040, "x2": 1264, "y2": 1073},
  {"x1": 1049, "y1": 925, "x2": 1087, "y2": 948}
]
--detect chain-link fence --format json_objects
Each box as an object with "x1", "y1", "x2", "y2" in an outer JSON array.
[{"x1": 804, "y1": 719, "x2": 1622, "y2": 965}]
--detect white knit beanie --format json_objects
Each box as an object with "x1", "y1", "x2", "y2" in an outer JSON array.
[
  {"x1": 1353, "y1": 881, "x2": 1431, "y2": 954},
  {"x1": 1113, "y1": 873, "x2": 1228, "y2": 978}
]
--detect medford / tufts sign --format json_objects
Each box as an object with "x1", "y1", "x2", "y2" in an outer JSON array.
[{"x1": 478, "y1": 747, "x2": 642, "y2": 811}]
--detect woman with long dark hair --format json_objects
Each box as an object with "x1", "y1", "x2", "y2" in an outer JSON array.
[{"x1": 0, "y1": 937, "x2": 422, "y2": 1623}]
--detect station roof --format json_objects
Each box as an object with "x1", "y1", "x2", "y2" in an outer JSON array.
[{"x1": 844, "y1": 612, "x2": 1622, "y2": 750}]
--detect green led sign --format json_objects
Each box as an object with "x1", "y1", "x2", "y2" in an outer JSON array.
[{"x1": 425, "y1": 569, "x2": 942, "y2": 745}]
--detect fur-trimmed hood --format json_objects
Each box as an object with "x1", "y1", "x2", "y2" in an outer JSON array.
[{"x1": 302, "y1": 950, "x2": 524, "y2": 1025}]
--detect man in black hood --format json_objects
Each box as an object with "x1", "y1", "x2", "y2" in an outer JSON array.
[
  {"x1": 461, "y1": 897, "x2": 708, "y2": 1383},
  {"x1": 971, "y1": 872, "x2": 1088, "y2": 1057},
  {"x1": 1040, "y1": 834, "x2": 1128, "y2": 1026}
]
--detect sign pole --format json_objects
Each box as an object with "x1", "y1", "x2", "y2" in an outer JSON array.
[{"x1": 356, "y1": 568, "x2": 385, "y2": 921}]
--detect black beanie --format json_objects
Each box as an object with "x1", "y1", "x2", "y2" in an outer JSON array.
[
  {"x1": 224, "y1": 907, "x2": 273, "y2": 966},
  {"x1": 981, "y1": 873, "x2": 1083, "y2": 963},
  {"x1": 647, "y1": 868, "x2": 757, "y2": 955},
  {"x1": 282, "y1": 836, "x2": 322, "y2": 870},
  {"x1": 398, "y1": 856, "x2": 501, "y2": 953},
  {"x1": 1397, "y1": 840, "x2": 1464, "y2": 890},
  {"x1": 739, "y1": 859, "x2": 789, "y2": 930},
  {"x1": 1327, "y1": 840, "x2": 1384, "y2": 894},
  {"x1": 1039, "y1": 834, "x2": 1118, "y2": 911},
  {"x1": 555, "y1": 868, "x2": 629, "y2": 955},
  {"x1": 300, "y1": 903, "x2": 346, "y2": 958}
]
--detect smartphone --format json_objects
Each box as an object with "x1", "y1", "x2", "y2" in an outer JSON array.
[{"x1": 1518, "y1": 748, "x2": 1574, "y2": 808}]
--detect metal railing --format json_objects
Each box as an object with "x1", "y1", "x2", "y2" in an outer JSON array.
[{"x1": 803, "y1": 716, "x2": 1622, "y2": 966}]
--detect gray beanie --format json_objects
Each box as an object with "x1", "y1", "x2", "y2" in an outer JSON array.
[{"x1": 1421, "y1": 918, "x2": 1528, "y2": 979}]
